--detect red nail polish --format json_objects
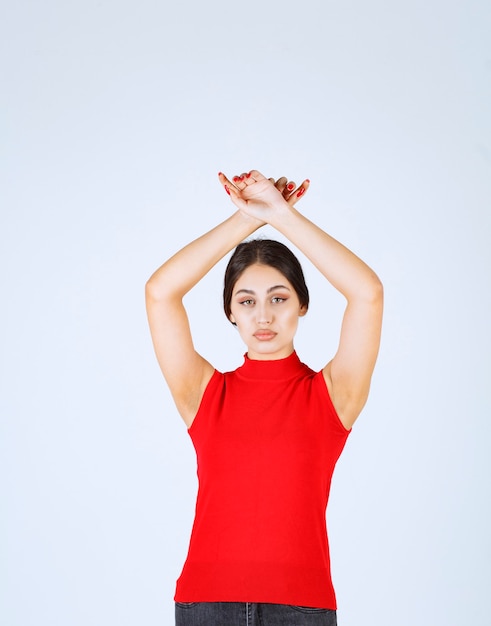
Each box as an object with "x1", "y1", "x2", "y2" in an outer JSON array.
[
  {"x1": 296, "y1": 187, "x2": 305, "y2": 198},
  {"x1": 218, "y1": 172, "x2": 223, "y2": 176},
  {"x1": 233, "y1": 176, "x2": 240, "y2": 182},
  {"x1": 245, "y1": 172, "x2": 251, "y2": 178},
  {"x1": 225, "y1": 185, "x2": 230, "y2": 195},
  {"x1": 305, "y1": 179, "x2": 310, "y2": 183},
  {"x1": 287, "y1": 183, "x2": 295, "y2": 191}
]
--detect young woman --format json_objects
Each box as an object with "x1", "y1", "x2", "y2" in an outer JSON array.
[{"x1": 145, "y1": 170, "x2": 383, "y2": 626}]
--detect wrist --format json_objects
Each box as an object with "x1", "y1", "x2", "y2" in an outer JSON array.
[
  {"x1": 267, "y1": 201, "x2": 296, "y2": 229},
  {"x1": 236, "y1": 209, "x2": 266, "y2": 230}
]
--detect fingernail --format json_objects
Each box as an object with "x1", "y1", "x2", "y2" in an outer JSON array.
[
  {"x1": 305, "y1": 179, "x2": 310, "y2": 183},
  {"x1": 245, "y1": 172, "x2": 251, "y2": 178},
  {"x1": 233, "y1": 176, "x2": 240, "y2": 182},
  {"x1": 296, "y1": 187, "x2": 305, "y2": 198},
  {"x1": 225, "y1": 185, "x2": 230, "y2": 195},
  {"x1": 287, "y1": 183, "x2": 295, "y2": 191},
  {"x1": 218, "y1": 172, "x2": 223, "y2": 176}
]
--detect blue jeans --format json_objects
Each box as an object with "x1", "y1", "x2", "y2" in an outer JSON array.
[{"x1": 175, "y1": 602, "x2": 337, "y2": 625}]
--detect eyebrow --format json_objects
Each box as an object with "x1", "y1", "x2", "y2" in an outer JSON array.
[{"x1": 234, "y1": 284, "x2": 292, "y2": 296}]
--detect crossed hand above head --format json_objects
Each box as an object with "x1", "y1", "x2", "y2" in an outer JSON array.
[
  {"x1": 217, "y1": 170, "x2": 310, "y2": 224},
  {"x1": 218, "y1": 169, "x2": 309, "y2": 204}
]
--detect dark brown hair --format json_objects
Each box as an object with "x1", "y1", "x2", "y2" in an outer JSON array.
[{"x1": 223, "y1": 239, "x2": 309, "y2": 324}]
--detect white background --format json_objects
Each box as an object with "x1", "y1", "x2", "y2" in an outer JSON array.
[{"x1": 1, "y1": 1, "x2": 490, "y2": 625}]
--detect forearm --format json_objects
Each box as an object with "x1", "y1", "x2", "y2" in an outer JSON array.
[
  {"x1": 146, "y1": 211, "x2": 261, "y2": 301},
  {"x1": 269, "y1": 206, "x2": 382, "y2": 301}
]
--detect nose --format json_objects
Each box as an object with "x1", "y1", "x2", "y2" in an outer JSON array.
[{"x1": 256, "y1": 302, "x2": 272, "y2": 325}]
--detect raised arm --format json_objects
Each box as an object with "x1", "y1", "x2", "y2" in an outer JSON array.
[
  {"x1": 145, "y1": 211, "x2": 260, "y2": 426},
  {"x1": 145, "y1": 176, "x2": 306, "y2": 427},
  {"x1": 222, "y1": 170, "x2": 383, "y2": 430}
]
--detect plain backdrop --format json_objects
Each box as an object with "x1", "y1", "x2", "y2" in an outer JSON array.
[{"x1": 1, "y1": 1, "x2": 490, "y2": 625}]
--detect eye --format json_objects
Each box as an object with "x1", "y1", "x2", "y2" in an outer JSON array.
[
  {"x1": 239, "y1": 299, "x2": 255, "y2": 306},
  {"x1": 271, "y1": 296, "x2": 287, "y2": 304}
]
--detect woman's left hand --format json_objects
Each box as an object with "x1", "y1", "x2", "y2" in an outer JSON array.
[{"x1": 218, "y1": 170, "x2": 310, "y2": 222}]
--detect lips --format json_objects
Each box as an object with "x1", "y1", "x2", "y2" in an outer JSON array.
[{"x1": 253, "y1": 331, "x2": 277, "y2": 341}]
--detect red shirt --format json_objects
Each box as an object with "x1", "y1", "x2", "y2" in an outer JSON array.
[{"x1": 174, "y1": 351, "x2": 350, "y2": 608}]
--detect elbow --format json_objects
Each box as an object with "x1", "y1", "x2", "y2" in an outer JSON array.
[
  {"x1": 145, "y1": 275, "x2": 183, "y2": 304},
  {"x1": 145, "y1": 275, "x2": 164, "y2": 302},
  {"x1": 359, "y1": 271, "x2": 384, "y2": 304},
  {"x1": 372, "y1": 273, "x2": 384, "y2": 299},
  {"x1": 370, "y1": 275, "x2": 384, "y2": 305}
]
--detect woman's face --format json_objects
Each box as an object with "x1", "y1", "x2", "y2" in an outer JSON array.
[{"x1": 229, "y1": 263, "x2": 307, "y2": 360}]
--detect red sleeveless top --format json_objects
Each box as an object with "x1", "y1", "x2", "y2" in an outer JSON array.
[{"x1": 174, "y1": 351, "x2": 350, "y2": 609}]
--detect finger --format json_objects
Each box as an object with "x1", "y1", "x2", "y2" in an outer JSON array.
[
  {"x1": 243, "y1": 171, "x2": 260, "y2": 183},
  {"x1": 218, "y1": 171, "x2": 234, "y2": 186},
  {"x1": 286, "y1": 179, "x2": 310, "y2": 206},
  {"x1": 218, "y1": 171, "x2": 240, "y2": 196},
  {"x1": 274, "y1": 176, "x2": 291, "y2": 198},
  {"x1": 242, "y1": 172, "x2": 257, "y2": 187},
  {"x1": 282, "y1": 180, "x2": 296, "y2": 199},
  {"x1": 232, "y1": 173, "x2": 250, "y2": 190},
  {"x1": 274, "y1": 176, "x2": 288, "y2": 193},
  {"x1": 248, "y1": 169, "x2": 267, "y2": 182},
  {"x1": 221, "y1": 176, "x2": 245, "y2": 206}
]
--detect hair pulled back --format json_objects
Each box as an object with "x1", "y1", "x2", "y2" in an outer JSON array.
[{"x1": 223, "y1": 239, "x2": 309, "y2": 324}]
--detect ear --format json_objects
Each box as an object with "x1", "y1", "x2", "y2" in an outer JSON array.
[
  {"x1": 229, "y1": 314, "x2": 237, "y2": 325},
  {"x1": 299, "y1": 304, "x2": 308, "y2": 317}
]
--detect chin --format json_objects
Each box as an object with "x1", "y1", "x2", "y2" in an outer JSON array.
[{"x1": 248, "y1": 344, "x2": 292, "y2": 360}]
